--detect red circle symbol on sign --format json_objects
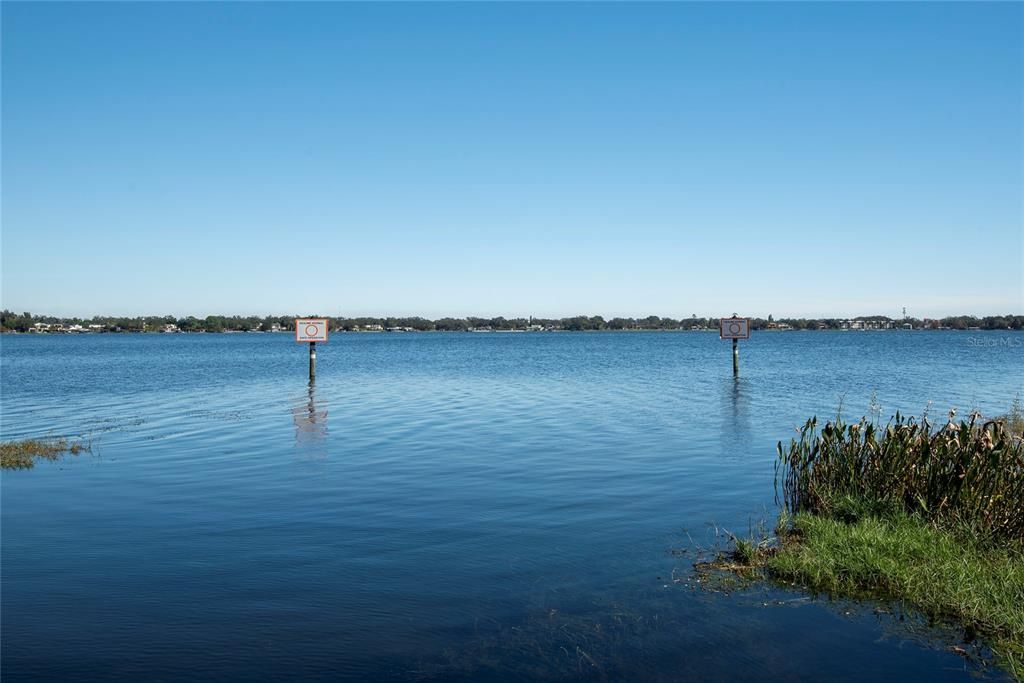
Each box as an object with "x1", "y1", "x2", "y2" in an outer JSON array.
[
  {"x1": 305, "y1": 324, "x2": 319, "y2": 337},
  {"x1": 729, "y1": 322, "x2": 741, "y2": 335}
]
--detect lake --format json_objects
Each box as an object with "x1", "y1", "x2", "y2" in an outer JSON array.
[{"x1": 2, "y1": 331, "x2": 1021, "y2": 681}]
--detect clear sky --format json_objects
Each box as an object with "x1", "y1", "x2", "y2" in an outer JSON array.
[{"x1": 2, "y1": 2, "x2": 1021, "y2": 319}]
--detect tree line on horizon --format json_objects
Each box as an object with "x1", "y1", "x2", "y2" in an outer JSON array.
[{"x1": 2, "y1": 310, "x2": 1023, "y2": 333}]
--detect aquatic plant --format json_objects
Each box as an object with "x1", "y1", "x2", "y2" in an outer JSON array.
[
  {"x1": 0, "y1": 438, "x2": 88, "y2": 470},
  {"x1": 776, "y1": 409, "x2": 1024, "y2": 544},
  {"x1": 1006, "y1": 394, "x2": 1024, "y2": 435}
]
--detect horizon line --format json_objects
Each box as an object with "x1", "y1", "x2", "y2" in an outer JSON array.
[{"x1": 4, "y1": 310, "x2": 1022, "y2": 322}]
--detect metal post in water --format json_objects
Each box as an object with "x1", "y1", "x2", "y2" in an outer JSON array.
[
  {"x1": 732, "y1": 337, "x2": 739, "y2": 376},
  {"x1": 309, "y1": 341, "x2": 316, "y2": 381}
]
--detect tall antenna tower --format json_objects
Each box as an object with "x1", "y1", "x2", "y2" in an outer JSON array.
[{"x1": 902, "y1": 306, "x2": 907, "y2": 320}]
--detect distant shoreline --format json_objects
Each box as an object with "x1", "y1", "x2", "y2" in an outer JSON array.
[
  {"x1": 3, "y1": 311, "x2": 1022, "y2": 335},
  {"x1": 4, "y1": 327, "x2": 1023, "y2": 336}
]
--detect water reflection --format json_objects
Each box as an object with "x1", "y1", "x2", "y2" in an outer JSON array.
[
  {"x1": 292, "y1": 381, "x2": 328, "y2": 459},
  {"x1": 721, "y1": 375, "x2": 752, "y2": 458}
]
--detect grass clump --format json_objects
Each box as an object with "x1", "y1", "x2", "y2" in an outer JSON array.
[{"x1": 1, "y1": 438, "x2": 88, "y2": 470}]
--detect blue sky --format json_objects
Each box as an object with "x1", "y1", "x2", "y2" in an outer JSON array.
[{"x1": 2, "y1": 2, "x2": 1021, "y2": 319}]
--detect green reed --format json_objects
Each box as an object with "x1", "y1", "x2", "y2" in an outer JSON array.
[{"x1": 776, "y1": 409, "x2": 1024, "y2": 544}]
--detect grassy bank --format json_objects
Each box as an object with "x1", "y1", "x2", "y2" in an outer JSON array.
[
  {"x1": 714, "y1": 405, "x2": 1024, "y2": 677},
  {"x1": 764, "y1": 510, "x2": 1024, "y2": 675},
  {"x1": 1, "y1": 438, "x2": 88, "y2": 469}
]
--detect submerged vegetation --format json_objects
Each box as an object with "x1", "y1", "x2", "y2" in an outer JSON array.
[
  {"x1": 707, "y1": 405, "x2": 1024, "y2": 677},
  {"x1": 1, "y1": 438, "x2": 88, "y2": 470}
]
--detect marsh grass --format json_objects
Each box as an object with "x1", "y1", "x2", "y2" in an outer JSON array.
[
  {"x1": 1005, "y1": 395, "x2": 1024, "y2": 436},
  {"x1": 1, "y1": 438, "x2": 88, "y2": 469},
  {"x1": 776, "y1": 409, "x2": 1024, "y2": 544}
]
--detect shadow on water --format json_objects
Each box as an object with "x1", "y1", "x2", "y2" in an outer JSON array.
[{"x1": 292, "y1": 380, "x2": 328, "y2": 460}]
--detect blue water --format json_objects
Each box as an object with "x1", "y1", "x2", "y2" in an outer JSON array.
[{"x1": 2, "y1": 331, "x2": 1021, "y2": 681}]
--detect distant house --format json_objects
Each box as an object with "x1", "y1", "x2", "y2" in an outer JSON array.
[
  {"x1": 361, "y1": 324, "x2": 384, "y2": 332},
  {"x1": 270, "y1": 323, "x2": 283, "y2": 333},
  {"x1": 161, "y1": 323, "x2": 180, "y2": 333},
  {"x1": 38, "y1": 323, "x2": 83, "y2": 333}
]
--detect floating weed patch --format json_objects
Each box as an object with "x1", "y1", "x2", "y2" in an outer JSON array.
[{"x1": 0, "y1": 438, "x2": 89, "y2": 470}]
